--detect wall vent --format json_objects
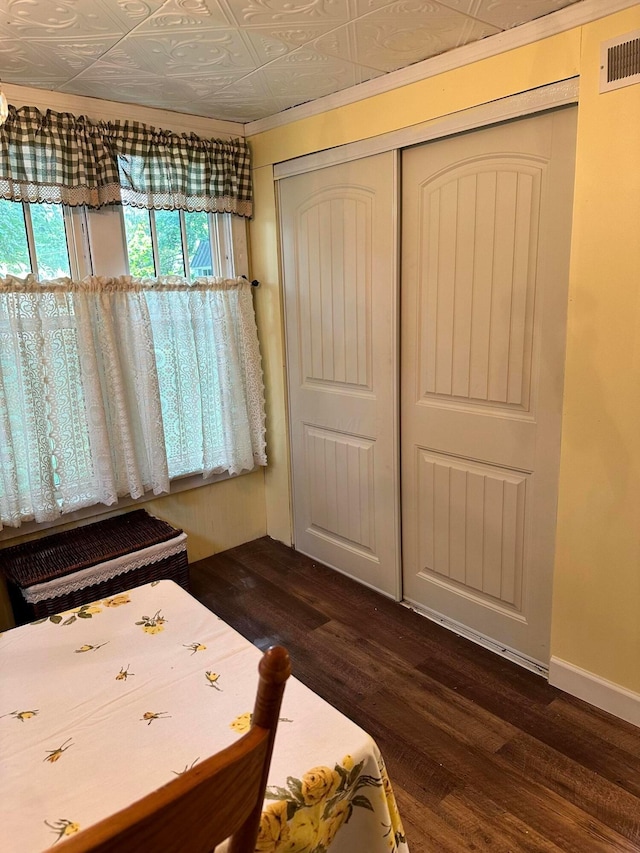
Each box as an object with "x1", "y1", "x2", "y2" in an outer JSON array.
[{"x1": 600, "y1": 30, "x2": 640, "y2": 93}]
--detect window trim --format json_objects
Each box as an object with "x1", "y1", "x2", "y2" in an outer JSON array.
[
  {"x1": 22, "y1": 203, "x2": 38, "y2": 272},
  {"x1": 179, "y1": 210, "x2": 191, "y2": 279},
  {"x1": 66, "y1": 205, "x2": 93, "y2": 278}
]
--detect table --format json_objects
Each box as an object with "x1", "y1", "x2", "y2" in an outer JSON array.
[{"x1": 0, "y1": 579, "x2": 409, "y2": 852}]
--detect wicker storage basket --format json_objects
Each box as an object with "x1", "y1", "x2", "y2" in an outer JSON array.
[{"x1": 0, "y1": 510, "x2": 188, "y2": 624}]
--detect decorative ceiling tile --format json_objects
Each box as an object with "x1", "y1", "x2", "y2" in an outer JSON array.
[
  {"x1": 310, "y1": 24, "x2": 368, "y2": 66},
  {"x1": 240, "y1": 22, "x2": 335, "y2": 63},
  {"x1": 316, "y1": 1, "x2": 499, "y2": 72},
  {"x1": 168, "y1": 67, "x2": 259, "y2": 91},
  {"x1": 25, "y1": 36, "x2": 126, "y2": 74},
  {"x1": 212, "y1": 70, "x2": 273, "y2": 96},
  {"x1": 0, "y1": 34, "x2": 79, "y2": 80},
  {"x1": 169, "y1": 73, "x2": 241, "y2": 98},
  {"x1": 223, "y1": 0, "x2": 351, "y2": 28},
  {"x1": 70, "y1": 46, "x2": 153, "y2": 75},
  {"x1": 104, "y1": 29, "x2": 258, "y2": 74},
  {"x1": 60, "y1": 72, "x2": 203, "y2": 109},
  {"x1": 350, "y1": 0, "x2": 413, "y2": 14},
  {"x1": 137, "y1": 0, "x2": 234, "y2": 33},
  {"x1": 184, "y1": 70, "x2": 289, "y2": 120},
  {"x1": 436, "y1": 0, "x2": 580, "y2": 29},
  {"x1": 67, "y1": 61, "x2": 247, "y2": 104},
  {"x1": 0, "y1": 0, "x2": 137, "y2": 40},
  {"x1": 188, "y1": 95, "x2": 272, "y2": 120},
  {"x1": 92, "y1": 0, "x2": 167, "y2": 28},
  {"x1": 260, "y1": 46, "x2": 372, "y2": 101}
]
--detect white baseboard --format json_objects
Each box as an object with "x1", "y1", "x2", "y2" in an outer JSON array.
[{"x1": 549, "y1": 657, "x2": 640, "y2": 727}]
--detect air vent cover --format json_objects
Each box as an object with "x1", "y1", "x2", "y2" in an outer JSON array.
[{"x1": 600, "y1": 30, "x2": 640, "y2": 93}]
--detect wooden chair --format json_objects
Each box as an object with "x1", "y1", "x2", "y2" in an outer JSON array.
[{"x1": 62, "y1": 645, "x2": 291, "y2": 853}]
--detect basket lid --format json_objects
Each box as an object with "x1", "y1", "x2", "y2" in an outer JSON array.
[{"x1": 0, "y1": 510, "x2": 183, "y2": 587}]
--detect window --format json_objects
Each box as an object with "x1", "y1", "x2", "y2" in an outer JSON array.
[
  {"x1": 0, "y1": 202, "x2": 260, "y2": 532},
  {"x1": 122, "y1": 209, "x2": 239, "y2": 280},
  {"x1": 0, "y1": 200, "x2": 245, "y2": 283},
  {"x1": 0, "y1": 200, "x2": 80, "y2": 279}
]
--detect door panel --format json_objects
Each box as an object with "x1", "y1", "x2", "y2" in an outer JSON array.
[
  {"x1": 279, "y1": 153, "x2": 400, "y2": 597},
  {"x1": 401, "y1": 109, "x2": 577, "y2": 663},
  {"x1": 416, "y1": 449, "x2": 527, "y2": 609}
]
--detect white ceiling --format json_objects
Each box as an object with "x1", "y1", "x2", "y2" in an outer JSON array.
[{"x1": 0, "y1": 0, "x2": 584, "y2": 124}]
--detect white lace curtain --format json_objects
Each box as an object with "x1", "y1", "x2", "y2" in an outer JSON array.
[{"x1": 0, "y1": 275, "x2": 266, "y2": 529}]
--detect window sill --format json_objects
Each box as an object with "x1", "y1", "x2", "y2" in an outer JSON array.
[{"x1": 0, "y1": 467, "x2": 261, "y2": 545}]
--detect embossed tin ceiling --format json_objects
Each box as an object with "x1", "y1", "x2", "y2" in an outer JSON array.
[{"x1": 0, "y1": 0, "x2": 583, "y2": 124}]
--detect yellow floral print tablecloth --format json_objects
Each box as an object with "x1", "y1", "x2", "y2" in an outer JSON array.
[{"x1": 0, "y1": 580, "x2": 409, "y2": 853}]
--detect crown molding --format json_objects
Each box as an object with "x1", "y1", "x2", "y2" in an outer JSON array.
[
  {"x1": 245, "y1": 0, "x2": 638, "y2": 136},
  {"x1": 1, "y1": 83, "x2": 245, "y2": 140}
]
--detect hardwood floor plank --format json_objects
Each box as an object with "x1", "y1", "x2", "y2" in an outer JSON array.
[
  {"x1": 393, "y1": 787, "x2": 471, "y2": 853},
  {"x1": 497, "y1": 733, "x2": 640, "y2": 843},
  {"x1": 550, "y1": 694, "x2": 640, "y2": 759},
  {"x1": 372, "y1": 730, "x2": 460, "y2": 809},
  {"x1": 433, "y1": 788, "x2": 568, "y2": 853},
  {"x1": 190, "y1": 553, "x2": 330, "y2": 642},
  {"x1": 236, "y1": 539, "x2": 562, "y2": 705}
]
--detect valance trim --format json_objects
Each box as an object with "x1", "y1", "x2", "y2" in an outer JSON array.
[
  {"x1": 0, "y1": 178, "x2": 121, "y2": 208},
  {"x1": 0, "y1": 105, "x2": 253, "y2": 216}
]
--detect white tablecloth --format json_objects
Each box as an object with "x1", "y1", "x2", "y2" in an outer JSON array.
[{"x1": 0, "y1": 579, "x2": 408, "y2": 853}]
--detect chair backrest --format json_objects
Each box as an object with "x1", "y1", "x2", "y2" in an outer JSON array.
[{"x1": 62, "y1": 645, "x2": 291, "y2": 853}]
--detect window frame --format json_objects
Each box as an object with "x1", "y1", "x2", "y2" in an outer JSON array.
[{"x1": 67, "y1": 205, "x2": 93, "y2": 279}]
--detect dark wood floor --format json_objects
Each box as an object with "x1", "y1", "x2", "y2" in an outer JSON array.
[{"x1": 189, "y1": 537, "x2": 640, "y2": 853}]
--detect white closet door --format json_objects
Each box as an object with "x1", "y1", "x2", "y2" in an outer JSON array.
[
  {"x1": 401, "y1": 108, "x2": 577, "y2": 665},
  {"x1": 279, "y1": 152, "x2": 401, "y2": 598}
]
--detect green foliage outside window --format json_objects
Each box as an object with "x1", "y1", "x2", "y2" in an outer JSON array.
[
  {"x1": 123, "y1": 207, "x2": 155, "y2": 277},
  {"x1": 0, "y1": 199, "x2": 70, "y2": 278},
  {"x1": 155, "y1": 209, "x2": 184, "y2": 276},
  {"x1": 0, "y1": 200, "x2": 217, "y2": 283},
  {"x1": 0, "y1": 199, "x2": 31, "y2": 276},
  {"x1": 30, "y1": 204, "x2": 70, "y2": 278},
  {"x1": 123, "y1": 207, "x2": 212, "y2": 280}
]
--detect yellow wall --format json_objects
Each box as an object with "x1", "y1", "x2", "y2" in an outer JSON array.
[
  {"x1": 250, "y1": 167, "x2": 293, "y2": 546},
  {"x1": 145, "y1": 473, "x2": 267, "y2": 562},
  {"x1": 248, "y1": 6, "x2": 640, "y2": 694},
  {"x1": 553, "y1": 8, "x2": 640, "y2": 690}
]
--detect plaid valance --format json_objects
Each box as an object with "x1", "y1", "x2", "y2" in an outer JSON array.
[{"x1": 0, "y1": 105, "x2": 252, "y2": 217}]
